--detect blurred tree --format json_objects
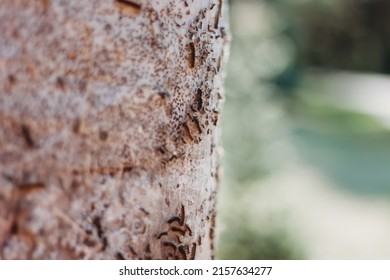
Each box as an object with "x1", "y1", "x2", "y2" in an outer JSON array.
[{"x1": 273, "y1": 0, "x2": 390, "y2": 73}]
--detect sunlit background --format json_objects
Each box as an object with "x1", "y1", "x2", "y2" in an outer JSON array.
[{"x1": 217, "y1": 0, "x2": 390, "y2": 259}]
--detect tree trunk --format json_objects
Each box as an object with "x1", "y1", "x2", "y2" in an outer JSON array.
[{"x1": 0, "y1": 0, "x2": 229, "y2": 259}]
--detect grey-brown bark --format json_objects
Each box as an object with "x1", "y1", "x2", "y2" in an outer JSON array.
[{"x1": 0, "y1": 0, "x2": 229, "y2": 259}]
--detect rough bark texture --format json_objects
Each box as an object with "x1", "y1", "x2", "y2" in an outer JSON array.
[{"x1": 0, "y1": 0, "x2": 229, "y2": 259}]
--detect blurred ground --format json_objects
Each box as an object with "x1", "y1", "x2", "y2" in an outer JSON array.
[{"x1": 219, "y1": 165, "x2": 390, "y2": 259}]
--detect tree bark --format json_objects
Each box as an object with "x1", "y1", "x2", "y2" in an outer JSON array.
[{"x1": 0, "y1": 0, "x2": 229, "y2": 259}]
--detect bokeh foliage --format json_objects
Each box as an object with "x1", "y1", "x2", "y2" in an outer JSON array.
[{"x1": 219, "y1": 0, "x2": 390, "y2": 259}]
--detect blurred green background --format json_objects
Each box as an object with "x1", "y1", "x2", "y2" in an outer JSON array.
[{"x1": 217, "y1": 0, "x2": 390, "y2": 259}]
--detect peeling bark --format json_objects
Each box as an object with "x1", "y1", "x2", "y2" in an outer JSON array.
[{"x1": 0, "y1": 0, "x2": 230, "y2": 259}]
